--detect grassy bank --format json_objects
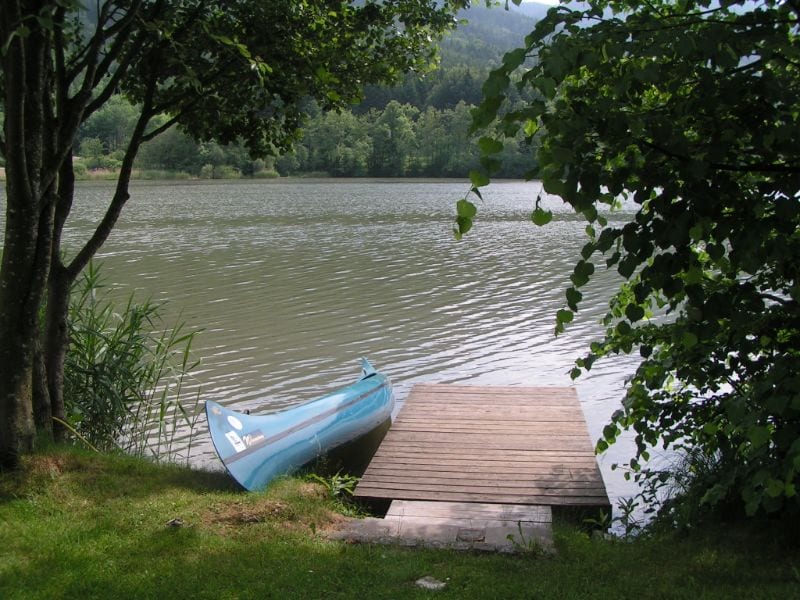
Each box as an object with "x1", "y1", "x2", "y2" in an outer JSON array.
[{"x1": 1, "y1": 448, "x2": 798, "y2": 599}]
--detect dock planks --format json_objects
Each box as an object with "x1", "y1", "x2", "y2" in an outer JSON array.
[{"x1": 354, "y1": 384, "x2": 610, "y2": 510}]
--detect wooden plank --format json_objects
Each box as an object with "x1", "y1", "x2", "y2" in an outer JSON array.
[
  {"x1": 356, "y1": 482, "x2": 607, "y2": 500},
  {"x1": 371, "y1": 446, "x2": 597, "y2": 462},
  {"x1": 354, "y1": 384, "x2": 610, "y2": 511},
  {"x1": 395, "y1": 415, "x2": 585, "y2": 425},
  {"x1": 373, "y1": 446, "x2": 595, "y2": 459},
  {"x1": 356, "y1": 487, "x2": 607, "y2": 506},
  {"x1": 379, "y1": 434, "x2": 594, "y2": 452},
  {"x1": 380, "y1": 431, "x2": 594, "y2": 442},
  {"x1": 410, "y1": 384, "x2": 578, "y2": 397},
  {"x1": 364, "y1": 461, "x2": 572, "y2": 474},
  {"x1": 391, "y1": 424, "x2": 590, "y2": 434},
  {"x1": 362, "y1": 473, "x2": 606, "y2": 490},
  {"x1": 364, "y1": 465, "x2": 602, "y2": 482}
]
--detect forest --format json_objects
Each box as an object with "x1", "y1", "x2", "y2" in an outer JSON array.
[{"x1": 69, "y1": 5, "x2": 541, "y2": 180}]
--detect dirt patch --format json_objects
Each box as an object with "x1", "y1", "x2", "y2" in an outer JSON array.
[
  {"x1": 295, "y1": 482, "x2": 327, "y2": 500},
  {"x1": 25, "y1": 454, "x2": 70, "y2": 477},
  {"x1": 315, "y1": 511, "x2": 352, "y2": 535},
  {"x1": 205, "y1": 498, "x2": 294, "y2": 526}
]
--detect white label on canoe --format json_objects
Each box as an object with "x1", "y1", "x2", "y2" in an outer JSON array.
[
  {"x1": 227, "y1": 415, "x2": 243, "y2": 430},
  {"x1": 225, "y1": 430, "x2": 247, "y2": 453}
]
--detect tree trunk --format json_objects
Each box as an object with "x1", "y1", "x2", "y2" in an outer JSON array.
[
  {"x1": 0, "y1": 248, "x2": 38, "y2": 468},
  {"x1": 0, "y1": 6, "x2": 56, "y2": 469},
  {"x1": 0, "y1": 193, "x2": 56, "y2": 468},
  {"x1": 36, "y1": 156, "x2": 79, "y2": 443},
  {"x1": 43, "y1": 261, "x2": 72, "y2": 442},
  {"x1": 32, "y1": 329, "x2": 52, "y2": 434}
]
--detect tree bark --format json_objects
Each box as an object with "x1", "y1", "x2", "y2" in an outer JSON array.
[
  {"x1": 32, "y1": 329, "x2": 52, "y2": 434},
  {"x1": 38, "y1": 156, "x2": 78, "y2": 442},
  {"x1": 0, "y1": 4, "x2": 56, "y2": 469},
  {"x1": 42, "y1": 261, "x2": 71, "y2": 442}
]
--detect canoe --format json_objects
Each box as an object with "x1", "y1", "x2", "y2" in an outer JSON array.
[{"x1": 205, "y1": 358, "x2": 393, "y2": 491}]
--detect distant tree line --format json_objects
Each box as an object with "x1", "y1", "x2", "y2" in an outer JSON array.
[{"x1": 73, "y1": 92, "x2": 536, "y2": 179}]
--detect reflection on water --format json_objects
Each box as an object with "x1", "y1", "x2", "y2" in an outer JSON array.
[{"x1": 1, "y1": 179, "x2": 641, "y2": 504}]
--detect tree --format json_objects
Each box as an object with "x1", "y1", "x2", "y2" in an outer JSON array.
[
  {"x1": 135, "y1": 122, "x2": 202, "y2": 174},
  {"x1": 79, "y1": 94, "x2": 138, "y2": 153},
  {"x1": 459, "y1": 0, "x2": 800, "y2": 519},
  {"x1": 302, "y1": 110, "x2": 372, "y2": 176},
  {"x1": 0, "y1": 0, "x2": 464, "y2": 469},
  {"x1": 368, "y1": 101, "x2": 419, "y2": 176}
]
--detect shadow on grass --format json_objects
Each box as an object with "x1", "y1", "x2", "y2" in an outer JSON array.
[
  {"x1": 0, "y1": 445, "x2": 240, "y2": 504},
  {"x1": 4, "y1": 516, "x2": 800, "y2": 600}
]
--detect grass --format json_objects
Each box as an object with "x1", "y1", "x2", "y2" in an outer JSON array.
[{"x1": 1, "y1": 448, "x2": 798, "y2": 599}]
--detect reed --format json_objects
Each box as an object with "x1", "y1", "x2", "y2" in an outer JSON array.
[{"x1": 64, "y1": 262, "x2": 202, "y2": 463}]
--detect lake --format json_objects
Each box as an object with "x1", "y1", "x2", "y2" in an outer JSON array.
[{"x1": 1, "y1": 179, "x2": 642, "y2": 507}]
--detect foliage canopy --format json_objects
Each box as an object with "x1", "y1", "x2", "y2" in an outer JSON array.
[
  {"x1": 0, "y1": 0, "x2": 463, "y2": 469},
  {"x1": 460, "y1": 0, "x2": 800, "y2": 519}
]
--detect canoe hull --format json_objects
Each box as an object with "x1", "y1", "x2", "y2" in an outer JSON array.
[{"x1": 206, "y1": 359, "x2": 393, "y2": 491}]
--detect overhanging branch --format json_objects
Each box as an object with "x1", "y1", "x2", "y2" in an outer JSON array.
[{"x1": 641, "y1": 140, "x2": 800, "y2": 174}]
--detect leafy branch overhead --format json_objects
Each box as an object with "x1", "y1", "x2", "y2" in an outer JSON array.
[
  {"x1": 459, "y1": 0, "x2": 800, "y2": 520},
  {"x1": 0, "y1": 0, "x2": 466, "y2": 470}
]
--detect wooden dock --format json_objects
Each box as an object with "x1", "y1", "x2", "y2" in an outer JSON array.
[{"x1": 354, "y1": 384, "x2": 610, "y2": 511}]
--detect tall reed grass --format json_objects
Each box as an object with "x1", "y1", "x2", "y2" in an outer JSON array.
[{"x1": 64, "y1": 262, "x2": 202, "y2": 463}]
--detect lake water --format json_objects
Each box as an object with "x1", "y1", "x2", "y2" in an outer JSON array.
[{"x1": 1, "y1": 179, "x2": 643, "y2": 507}]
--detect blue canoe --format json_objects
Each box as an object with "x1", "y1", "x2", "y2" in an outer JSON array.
[{"x1": 205, "y1": 358, "x2": 393, "y2": 491}]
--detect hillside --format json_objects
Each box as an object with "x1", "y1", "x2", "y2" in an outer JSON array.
[{"x1": 356, "y1": 4, "x2": 540, "y2": 112}]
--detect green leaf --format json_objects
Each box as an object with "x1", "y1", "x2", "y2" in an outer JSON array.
[
  {"x1": 596, "y1": 229, "x2": 617, "y2": 252},
  {"x1": 531, "y1": 207, "x2": 553, "y2": 226},
  {"x1": 455, "y1": 216, "x2": 472, "y2": 237},
  {"x1": 482, "y1": 70, "x2": 510, "y2": 98},
  {"x1": 502, "y1": 47, "x2": 527, "y2": 70},
  {"x1": 456, "y1": 199, "x2": 477, "y2": 219},
  {"x1": 557, "y1": 309, "x2": 574, "y2": 325},
  {"x1": 480, "y1": 156, "x2": 502, "y2": 175},
  {"x1": 603, "y1": 423, "x2": 619, "y2": 442},
  {"x1": 625, "y1": 304, "x2": 645, "y2": 322},
  {"x1": 681, "y1": 331, "x2": 698, "y2": 348},
  {"x1": 542, "y1": 177, "x2": 565, "y2": 197},
  {"x1": 617, "y1": 256, "x2": 638, "y2": 279},
  {"x1": 470, "y1": 96, "x2": 503, "y2": 131},
  {"x1": 534, "y1": 77, "x2": 557, "y2": 99},
  {"x1": 566, "y1": 287, "x2": 582, "y2": 311},
  {"x1": 469, "y1": 170, "x2": 490, "y2": 188},
  {"x1": 748, "y1": 426, "x2": 771, "y2": 449},
  {"x1": 570, "y1": 260, "x2": 595, "y2": 288},
  {"x1": 684, "y1": 266, "x2": 704, "y2": 285},
  {"x1": 765, "y1": 478, "x2": 785, "y2": 498},
  {"x1": 551, "y1": 146, "x2": 573, "y2": 164},
  {"x1": 478, "y1": 137, "x2": 504, "y2": 155}
]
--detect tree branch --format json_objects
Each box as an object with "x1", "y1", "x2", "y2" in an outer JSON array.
[
  {"x1": 67, "y1": 79, "x2": 156, "y2": 278},
  {"x1": 641, "y1": 140, "x2": 800, "y2": 174},
  {"x1": 140, "y1": 114, "x2": 182, "y2": 143},
  {"x1": 760, "y1": 292, "x2": 793, "y2": 307}
]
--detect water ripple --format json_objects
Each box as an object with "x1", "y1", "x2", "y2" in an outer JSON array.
[{"x1": 0, "y1": 179, "x2": 643, "y2": 504}]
